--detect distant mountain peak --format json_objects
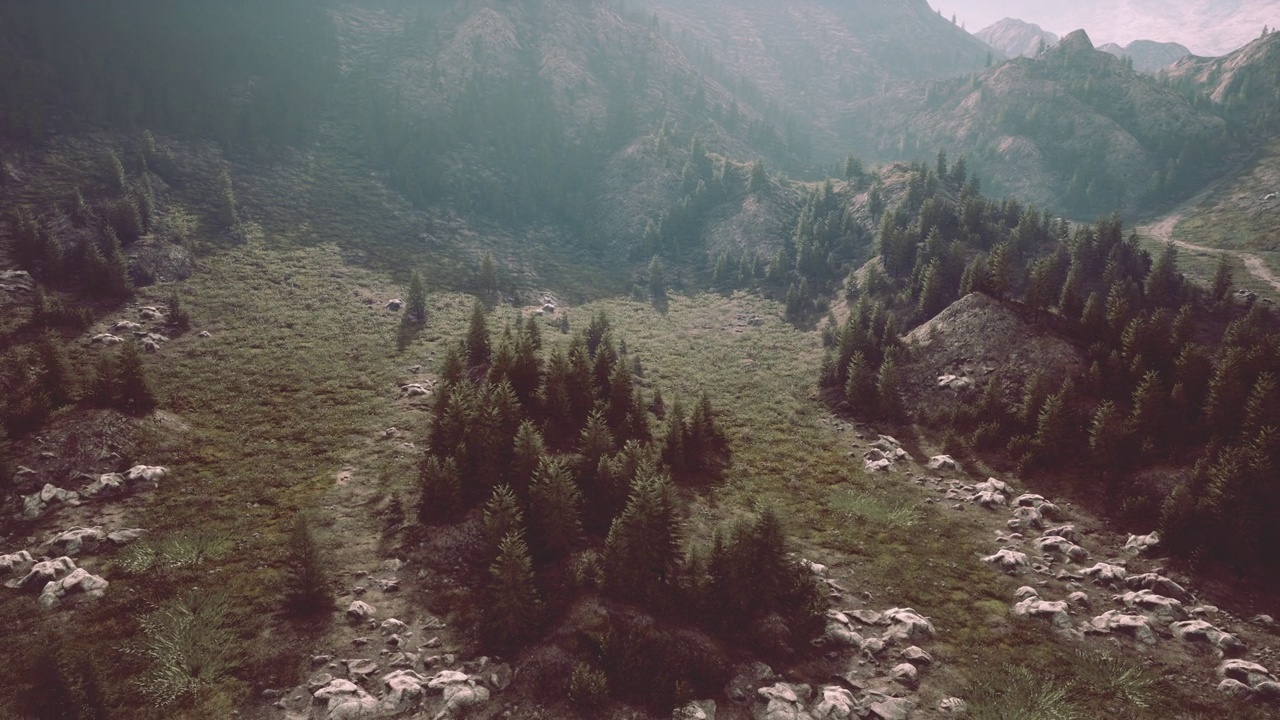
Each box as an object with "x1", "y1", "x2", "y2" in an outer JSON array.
[
  {"x1": 975, "y1": 17, "x2": 1058, "y2": 59},
  {"x1": 1097, "y1": 39, "x2": 1192, "y2": 73},
  {"x1": 1056, "y1": 29, "x2": 1095, "y2": 53}
]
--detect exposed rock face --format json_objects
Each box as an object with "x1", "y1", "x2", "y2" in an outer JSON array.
[
  {"x1": 1172, "y1": 620, "x2": 1247, "y2": 657},
  {"x1": 23, "y1": 484, "x2": 81, "y2": 518},
  {"x1": 44, "y1": 527, "x2": 107, "y2": 556},
  {"x1": 1097, "y1": 39, "x2": 1191, "y2": 73},
  {"x1": 975, "y1": 17, "x2": 1059, "y2": 59},
  {"x1": 313, "y1": 678, "x2": 378, "y2": 719},
  {"x1": 38, "y1": 567, "x2": 109, "y2": 608},
  {"x1": 6, "y1": 556, "x2": 77, "y2": 591},
  {"x1": 1123, "y1": 531, "x2": 1160, "y2": 555}
]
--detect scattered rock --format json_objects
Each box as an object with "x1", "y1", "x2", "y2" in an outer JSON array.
[
  {"x1": 1171, "y1": 620, "x2": 1247, "y2": 657},
  {"x1": 926, "y1": 455, "x2": 958, "y2": 471},
  {"x1": 81, "y1": 473, "x2": 127, "y2": 499},
  {"x1": 1082, "y1": 562, "x2": 1128, "y2": 587},
  {"x1": 1013, "y1": 597, "x2": 1072, "y2": 629},
  {"x1": 674, "y1": 699, "x2": 718, "y2": 720},
  {"x1": 937, "y1": 697, "x2": 968, "y2": 715},
  {"x1": 345, "y1": 659, "x2": 379, "y2": 682},
  {"x1": 881, "y1": 607, "x2": 934, "y2": 643},
  {"x1": 1036, "y1": 535, "x2": 1089, "y2": 562},
  {"x1": 347, "y1": 600, "x2": 376, "y2": 623},
  {"x1": 1252, "y1": 614, "x2": 1278, "y2": 632},
  {"x1": 385, "y1": 299, "x2": 404, "y2": 311},
  {"x1": 1218, "y1": 659, "x2": 1276, "y2": 688},
  {"x1": 1126, "y1": 573, "x2": 1191, "y2": 603},
  {"x1": 107, "y1": 528, "x2": 148, "y2": 545},
  {"x1": 1115, "y1": 589, "x2": 1185, "y2": 621},
  {"x1": 6, "y1": 556, "x2": 77, "y2": 591},
  {"x1": 1042, "y1": 524, "x2": 1083, "y2": 544},
  {"x1": 400, "y1": 383, "x2": 432, "y2": 398},
  {"x1": 197, "y1": 330, "x2": 213, "y2": 338},
  {"x1": 937, "y1": 374, "x2": 975, "y2": 391},
  {"x1": 0, "y1": 551, "x2": 35, "y2": 577},
  {"x1": 866, "y1": 693, "x2": 913, "y2": 720},
  {"x1": 1123, "y1": 531, "x2": 1160, "y2": 555},
  {"x1": 809, "y1": 687, "x2": 854, "y2": 719},
  {"x1": 1217, "y1": 678, "x2": 1253, "y2": 697},
  {"x1": 138, "y1": 306, "x2": 164, "y2": 320},
  {"x1": 22, "y1": 484, "x2": 81, "y2": 518},
  {"x1": 890, "y1": 662, "x2": 919, "y2": 689},
  {"x1": 90, "y1": 333, "x2": 124, "y2": 346},
  {"x1": 313, "y1": 678, "x2": 378, "y2": 719},
  {"x1": 111, "y1": 320, "x2": 143, "y2": 332},
  {"x1": 380, "y1": 669, "x2": 425, "y2": 713},
  {"x1": 983, "y1": 548, "x2": 1029, "y2": 574},
  {"x1": 851, "y1": 609, "x2": 884, "y2": 626},
  {"x1": 38, "y1": 567, "x2": 109, "y2": 608},
  {"x1": 125, "y1": 465, "x2": 168, "y2": 483},
  {"x1": 1008, "y1": 505, "x2": 1045, "y2": 531},
  {"x1": 1087, "y1": 610, "x2": 1157, "y2": 645},
  {"x1": 43, "y1": 526, "x2": 107, "y2": 556},
  {"x1": 1068, "y1": 591, "x2": 1091, "y2": 608},
  {"x1": 427, "y1": 669, "x2": 491, "y2": 720},
  {"x1": 901, "y1": 646, "x2": 933, "y2": 666}
]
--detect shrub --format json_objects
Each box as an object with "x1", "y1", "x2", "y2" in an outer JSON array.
[
  {"x1": 282, "y1": 513, "x2": 334, "y2": 618},
  {"x1": 568, "y1": 662, "x2": 609, "y2": 709}
]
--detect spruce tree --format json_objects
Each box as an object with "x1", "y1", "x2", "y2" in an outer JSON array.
[
  {"x1": 482, "y1": 485, "x2": 526, "y2": 558},
  {"x1": 603, "y1": 470, "x2": 682, "y2": 608},
  {"x1": 116, "y1": 341, "x2": 156, "y2": 414},
  {"x1": 484, "y1": 531, "x2": 542, "y2": 650},
  {"x1": 479, "y1": 252, "x2": 498, "y2": 301},
  {"x1": 418, "y1": 455, "x2": 462, "y2": 524},
  {"x1": 528, "y1": 457, "x2": 584, "y2": 560},
  {"x1": 875, "y1": 355, "x2": 903, "y2": 420},
  {"x1": 406, "y1": 270, "x2": 427, "y2": 325},
  {"x1": 1210, "y1": 254, "x2": 1233, "y2": 305},
  {"x1": 648, "y1": 256, "x2": 667, "y2": 301},
  {"x1": 465, "y1": 301, "x2": 491, "y2": 369},
  {"x1": 282, "y1": 512, "x2": 334, "y2": 617},
  {"x1": 511, "y1": 421, "x2": 546, "y2": 499},
  {"x1": 34, "y1": 332, "x2": 72, "y2": 408}
]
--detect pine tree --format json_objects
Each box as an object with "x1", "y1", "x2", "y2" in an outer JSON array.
[
  {"x1": 1210, "y1": 254, "x2": 1233, "y2": 304},
  {"x1": 875, "y1": 355, "x2": 903, "y2": 420},
  {"x1": 406, "y1": 270, "x2": 427, "y2": 325},
  {"x1": 482, "y1": 485, "x2": 526, "y2": 558},
  {"x1": 511, "y1": 421, "x2": 546, "y2": 499},
  {"x1": 465, "y1": 301, "x2": 491, "y2": 369},
  {"x1": 34, "y1": 332, "x2": 72, "y2": 408},
  {"x1": 87, "y1": 353, "x2": 116, "y2": 408},
  {"x1": 218, "y1": 168, "x2": 240, "y2": 232},
  {"x1": 282, "y1": 512, "x2": 334, "y2": 617},
  {"x1": 418, "y1": 455, "x2": 462, "y2": 524},
  {"x1": 648, "y1": 256, "x2": 667, "y2": 301},
  {"x1": 479, "y1": 252, "x2": 498, "y2": 301},
  {"x1": 528, "y1": 457, "x2": 584, "y2": 560},
  {"x1": 603, "y1": 470, "x2": 682, "y2": 608},
  {"x1": 116, "y1": 342, "x2": 156, "y2": 414},
  {"x1": 987, "y1": 242, "x2": 1014, "y2": 299},
  {"x1": 1146, "y1": 244, "x2": 1182, "y2": 307},
  {"x1": 484, "y1": 531, "x2": 542, "y2": 650},
  {"x1": 748, "y1": 160, "x2": 766, "y2": 193}
]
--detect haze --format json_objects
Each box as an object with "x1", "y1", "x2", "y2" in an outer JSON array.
[{"x1": 936, "y1": 0, "x2": 1280, "y2": 55}]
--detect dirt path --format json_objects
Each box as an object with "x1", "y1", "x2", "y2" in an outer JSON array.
[{"x1": 1138, "y1": 212, "x2": 1280, "y2": 294}]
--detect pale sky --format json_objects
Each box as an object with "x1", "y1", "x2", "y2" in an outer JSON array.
[{"x1": 934, "y1": 0, "x2": 1280, "y2": 56}]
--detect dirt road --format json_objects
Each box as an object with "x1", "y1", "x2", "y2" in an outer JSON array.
[{"x1": 1138, "y1": 213, "x2": 1280, "y2": 294}]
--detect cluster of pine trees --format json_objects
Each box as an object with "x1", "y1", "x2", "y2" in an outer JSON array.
[
  {"x1": 418, "y1": 306, "x2": 824, "y2": 709},
  {"x1": 822, "y1": 159, "x2": 1280, "y2": 579}
]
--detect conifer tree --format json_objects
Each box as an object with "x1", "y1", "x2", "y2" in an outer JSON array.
[
  {"x1": 528, "y1": 457, "x2": 584, "y2": 560},
  {"x1": 282, "y1": 512, "x2": 334, "y2": 617},
  {"x1": 648, "y1": 256, "x2": 667, "y2": 301},
  {"x1": 465, "y1": 301, "x2": 491, "y2": 369},
  {"x1": 33, "y1": 332, "x2": 72, "y2": 408},
  {"x1": 482, "y1": 485, "x2": 526, "y2": 558},
  {"x1": 875, "y1": 355, "x2": 903, "y2": 420},
  {"x1": 1211, "y1": 254, "x2": 1233, "y2": 305},
  {"x1": 484, "y1": 531, "x2": 542, "y2": 650},
  {"x1": 418, "y1": 455, "x2": 462, "y2": 524},
  {"x1": 218, "y1": 168, "x2": 240, "y2": 232},
  {"x1": 116, "y1": 342, "x2": 156, "y2": 414},
  {"x1": 479, "y1": 252, "x2": 498, "y2": 302},
  {"x1": 406, "y1": 270, "x2": 427, "y2": 325},
  {"x1": 511, "y1": 421, "x2": 547, "y2": 499},
  {"x1": 603, "y1": 470, "x2": 682, "y2": 608}
]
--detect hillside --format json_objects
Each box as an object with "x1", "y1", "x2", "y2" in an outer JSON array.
[
  {"x1": 840, "y1": 30, "x2": 1230, "y2": 218},
  {"x1": 975, "y1": 18, "x2": 1059, "y2": 59}
]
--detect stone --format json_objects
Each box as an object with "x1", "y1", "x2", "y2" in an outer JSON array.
[
  {"x1": 1088, "y1": 611, "x2": 1157, "y2": 645},
  {"x1": 926, "y1": 455, "x2": 958, "y2": 471},
  {"x1": 866, "y1": 694, "x2": 913, "y2": 720},
  {"x1": 112, "y1": 320, "x2": 143, "y2": 332},
  {"x1": 479, "y1": 662, "x2": 513, "y2": 691},
  {"x1": 938, "y1": 697, "x2": 968, "y2": 715},
  {"x1": 90, "y1": 333, "x2": 125, "y2": 346},
  {"x1": 1217, "y1": 678, "x2": 1252, "y2": 697},
  {"x1": 937, "y1": 374, "x2": 974, "y2": 391},
  {"x1": 1036, "y1": 535, "x2": 1089, "y2": 562},
  {"x1": 1123, "y1": 531, "x2": 1160, "y2": 555},
  {"x1": 347, "y1": 600, "x2": 376, "y2": 623},
  {"x1": 1068, "y1": 591, "x2": 1091, "y2": 608},
  {"x1": 345, "y1": 659, "x2": 379, "y2": 681},
  {"x1": 386, "y1": 299, "x2": 404, "y2": 311},
  {"x1": 313, "y1": 678, "x2": 378, "y2": 719},
  {"x1": 882, "y1": 607, "x2": 934, "y2": 643},
  {"x1": 125, "y1": 465, "x2": 168, "y2": 483},
  {"x1": 983, "y1": 548, "x2": 1029, "y2": 574},
  {"x1": 1009, "y1": 505, "x2": 1045, "y2": 531},
  {"x1": 0, "y1": 551, "x2": 35, "y2": 577},
  {"x1": 44, "y1": 526, "x2": 107, "y2": 556},
  {"x1": 674, "y1": 699, "x2": 718, "y2": 720},
  {"x1": 861, "y1": 636, "x2": 886, "y2": 658},
  {"x1": 1254, "y1": 681, "x2": 1280, "y2": 701},
  {"x1": 380, "y1": 669, "x2": 425, "y2": 713},
  {"x1": 1218, "y1": 659, "x2": 1275, "y2": 688},
  {"x1": 901, "y1": 646, "x2": 933, "y2": 666},
  {"x1": 138, "y1": 306, "x2": 164, "y2": 320},
  {"x1": 23, "y1": 484, "x2": 81, "y2": 518},
  {"x1": 851, "y1": 609, "x2": 883, "y2": 625},
  {"x1": 1082, "y1": 562, "x2": 1128, "y2": 587},
  {"x1": 107, "y1": 529, "x2": 148, "y2": 545},
  {"x1": 308, "y1": 672, "x2": 335, "y2": 692},
  {"x1": 380, "y1": 618, "x2": 409, "y2": 635},
  {"x1": 197, "y1": 330, "x2": 213, "y2": 338},
  {"x1": 1171, "y1": 620, "x2": 1247, "y2": 658},
  {"x1": 890, "y1": 662, "x2": 919, "y2": 689},
  {"x1": 1252, "y1": 614, "x2": 1277, "y2": 631},
  {"x1": 826, "y1": 623, "x2": 864, "y2": 648},
  {"x1": 1015, "y1": 586, "x2": 1039, "y2": 599},
  {"x1": 971, "y1": 490, "x2": 1007, "y2": 509},
  {"x1": 1042, "y1": 524, "x2": 1082, "y2": 543},
  {"x1": 1013, "y1": 597, "x2": 1072, "y2": 629},
  {"x1": 81, "y1": 473, "x2": 126, "y2": 499},
  {"x1": 974, "y1": 478, "x2": 1011, "y2": 496},
  {"x1": 1013, "y1": 493, "x2": 1045, "y2": 507},
  {"x1": 1115, "y1": 589, "x2": 1185, "y2": 621},
  {"x1": 6, "y1": 556, "x2": 77, "y2": 591},
  {"x1": 1125, "y1": 573, "x2": 1191, "y2": 603},
  {"x1": 434, "y1": 682, "x2": 490, "y2": 720},
  {"x1": 38, "y1": 567, "x2": 109, "y2": 608}
]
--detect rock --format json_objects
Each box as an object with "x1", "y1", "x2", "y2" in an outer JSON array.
[
  {"x1": 433, "y1": 678, "x2": 490, "y2": 720},
  {"x1": 937, "y1": 374, "x2": 975, "y2": 391},
  {"x1": 901, "y1": 646, "x2": 933, "y2": 666},
  {"x1": 197, "y1": 330, "x2": 213, "y2": 338},
  {"x1": 809, "y1": 687, "x2": 855, "y2": 719},
  {"x1": 1009, "y1": 505, "x2": 1045, "y2": 531},
  {"x1": 938, "y1": 697, "x2": 968, "y2": 715},
  {"x1": 1082, "y1": 562, "x2": 1128, "y2": 587},
  {"x1": 378, "y1": 578, "x2": 400, "y2": 592},
  {"x1": 1042, "y1": 524, "x2": 1082, "y2": 543},
  {"x1": 825, "y1": 623, "x2": 864, "y2": 648},
  {"x1": 81, "y1": 473, "x2": 126, "y2": 498},
  {"x1": 1126, "y1": 573, "x2": 1191, "y2": 603},
  {"x1": 974, "y1": 478, "x2": 1011, "y2": 496},
  {"x1": 22, "y1": 484, "x2": 81, "y2": 518},
  {"x1": 1255, "y1": 681, "x2": 1280, "y2": 701},
  {"x1": 866, "y1": 694, "x2": 913, "y2": 720},
  {"x1": 125, "y1": 465, "x2": 168, "y2": 483},
  {"x1": 345, "y1": 659, "x2": 379, "y2": 681},
  {"x1": 478, "y1": 662, "x2": 513, "y2": 691},
  {"x1": 0, "y1": 551, "x2": 35, "y2": 577},
  {"x1": 675, "y1": 699, "x2": 718, "y2": 720},
  {"x1": 90, "y1": 333, "x2": 125, "y2": 346},
  {"x1": 6, "y1": 556, "x2": 77, "y2": 590},
  {"x1": 1115, "y1": 589, "x2": 1185, "y2": 621},
  {"x1": 1013, "y1": 493, "x2": 1045, "y2": 507},
  {"x1": 107, "y1": 528, "x2": 148, "y2": 545},
  {"x1": 758, "y1": 682, "x2": 812, "y2": 720},
  {"x1": 1013, "y1": 597, "x2": 1072, "y2": 629},
  {"x1": 1217, "y1": 678, "x2": 1253, "y2": 697},
  {"x1": 386, "y1": 299, "x2": 404, "y2": 311},
  {"x1": 1015, "y1": 586, "x2": 1039, "y2": 599},
  {"x1": 1036, "y1": 535, "x2": 1089, "y2": 562},
  {"x1": 926, "y1": 455, "x2": 958, "y2": 471},
  {"x1": 1123, "y1": 531, "x2": 1160, "y2": 555},
  {"x1": 1218, "y1": 659, "x2": 1276, "y2": 688},
  {"x1": 971, "y1": 490, "x2": 1007, "y2": 509},
  {"x1": 380, "y1": 669, "x2": 425, "y2": 713},
  {"x1": 401, "y1": 383, "x2": 431, "y2": 398},
  {"x1": 38, "y1": 567, "x2": 109, "y2": 608},
  {"x1": 983, "y1": 548, "x2": 1029, "y2": 574},
  {"x1": 112, "y1": 320, "x2": 143, "y2": 332},
  {"x1": 851, "y1": 609, "x2": 883, "y2": 625},
  {"x1": 1068, "y1": 591, "x2": 1091, "y2": 608},
  {"x1": 308, "y1": 672, "x2": 335, "y2": 692},
  {"x1": 44, "y1": 527, "x2": 107, "y2": 556},
  {"x1": 1088, "y1": 611, "x2": 1157, "y2": 645},
  {"x1": 313, "y1": 678, "x2": 378, "y2": 719},
  {"x1": 347, "y1": 600, "x2": 375, "y2": 623},
  {"x1": 138, "y1": 306, "x2": 164, "y2": 320},
  {"x1": 860, "y1": 636, "x2": 886, "y2": 659},
  {"x1": 1171, "y1": 620, "x2": 1247, "y2": 657},
  {"x1": 882, "y1": 607, "x2": 934, "y2": 643},
  {"x1": 890, "y1": 662, "x2": 919, "y2": 689},
  {"x1": 380, "y1": 618, "x2": 409, "y2": 635}
]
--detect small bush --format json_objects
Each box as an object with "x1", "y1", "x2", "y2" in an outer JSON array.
[
  {"x1": 135, "y1": 590, "x2": 239, "y2": 708},
  {"x1": 568, "y1": 662, "x2": 609, "y2": 709}
]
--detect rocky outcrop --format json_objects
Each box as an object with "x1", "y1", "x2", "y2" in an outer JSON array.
[{"x1": 38, "y1": 567, "x2": 108, "y2": 608}]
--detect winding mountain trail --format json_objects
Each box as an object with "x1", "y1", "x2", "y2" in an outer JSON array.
[{"x1": 1138, "y1": 212, "x2": 1280, "y2": 294}]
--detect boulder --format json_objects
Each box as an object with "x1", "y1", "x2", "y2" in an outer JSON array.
[
  {"x1": 860, "y1": 636, "x2": 886, "y2": 659},
  {"x1": 675, "y1": 700, "x2": 718, "y2": 720},
  {"x1": 1013, "y1": 597, "x2": 1072, "y2": 629},
  {"x1": 125, "y1": 465, "x2": 168, "y2": 483},
  {"x1": 1171, "y1": 620, "x2": 1247, "y2": 657},
  {"x1": 1217, "y1": 678, "x2": 1252, "y2": 697},
  {"x1": 866, "y1": 694, "x2": 913, "y2": 720},
  {"x1": 380, "y1": 618, "x2": 409, "y2": 635},
  {"x1": 1082, "y1": 562, "x2": 1128, "y2": 587},
  {"x1": 1068, "y1": 591, "x2": 1091, "y2": 608},
  {"x1": 39, "y1": 568, "x2": 109, "y2": 608},
  {"x1": 347, "y1": 600, "x2": 376, "y2": 623},
  {"x1": 926, "y1": 455, "x2": 958, "y2": 471},
  {"x1": 1014, "y1": 585, "x2": 1039, "y2": 600},
  {"x1": 1125, "y1": 573, "x2": 1191, "y2": 603},
  {"x1": 1088, "y1": 611, "x2": 1157, "y2": 645},
  {"x1": 850, "y1": 609, "x2": 883, "y2": 626},
  {"x1": 825, "y1": 623, "x2": 863, "y2": 648},
  {"x1": 809, "y1": 687, "x2": 855, "y2": 720},
  {"x1": 938, "y1": 697, "x2": 968, "y2": 715},
  {"x1": 1115, "y1": 589, "x2": 1185, "y2": 621},
  {"x1": 82, "y1": 473, "x2": 127, "y2": 498},
  {"x1": 380, "y1": 670, "x2": 426, "y2": 713},
  {"x1": 1255, "y1": 681, "x2": 1280, "y2": 701},
  {"x1": 1013, "y1": 493, "x2": 1045, "y2": 507},
  {"x1": 44, "y1": 527, "x2": 107, "y2": 556},
  {"x1": 890, "y1": 662, "x2": 919, "y2": 689},
  {"x1": 112, "y1": 320, "x2": 143, "y2": 332},
  {"x1": 971, "y1": 490, "x2": 1007, "y2": 509},
  {"x1": 197, "y1": 330, "x2": 213, "y2": 338},
  {"x1": 6, "y1": 556, "x2": 77, "y2": 591},
  {"x1": 882, "y1": 607, "x2": 934, "y2": 643},
  {"x1": 1008, "y1": 505, "x2": 1045, "y2": 531},
  {"x1": 1218, "y1": 659, "x2": 1276, "y2": 688},
  {"x1": 23, "y1": 484, "x2": 81, "y2": 518},
  {"x1": 1123, "y1": 531, "x2": 1160, "y2": 555},
  {"x1": 983, "y1": 548, "x2": 1029, "y2": 574},
  {"x1": 1042, "y1": 524, "x2": 1082, "y2": 544},
  {"x1": 434, "y1": 682, "x2": 490, "y2": 720},
  {"x1": 0, "y1": 551, "x2": 35, "y2": 577},
  {"x1": 345, "y1": 659, "x2": 379, "y2": 681},
  {"x1": 1036, "y1": 535, "x2": 1089, "y2": 562},
  {"x1": 901, "y1": 646, "x2": 933, "y2": 666},
  {"x1": 138, "y1": 306, "x2": 164, "y2": 320},
  {"x1": 975, "y1": 478, "x2": 1011, "y2": 496},
  {"x1": 90, "y1": 333, "x2": 124, "y2": 346},
  {"x1": 313, "y1": 678, "x2": 378, "y2": 719},
  {"x1": 757, "y1": 683, "x2": 813, "y2": 720},
  {"x1": 107, "y1": 529, "x2": 148, "y2": 545},
  {"x1": 385, "y1": 299, "x2": 404, "y2": 311},
  {"x1": 401, "y1": 384, "x2": 431, "y2": 398},
  {"x1": 937, "y1": 374, "x2": 975, "y2": 391}
]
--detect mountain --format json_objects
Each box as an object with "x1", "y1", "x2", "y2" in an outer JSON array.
[
  {"x1": 839, "y1": 30, "x2": 1229, "y2": 217},
  {"x1": 1097, "y1": 39, "x2": 1191, "y2": 73},
  {"x1": 975, "y1": 18, "x2": 1058, "y2": 59},
  {"x1": 629, "y1": 0, "x2": 994, "y2": 162},
  {"x1": 1164, "y1": 31, "x2": 1280, "y2": 134}
]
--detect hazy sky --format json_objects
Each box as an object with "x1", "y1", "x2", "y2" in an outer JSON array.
[{"x1": 935, "y1": 0, "x2": 1280, "y2": 55}]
